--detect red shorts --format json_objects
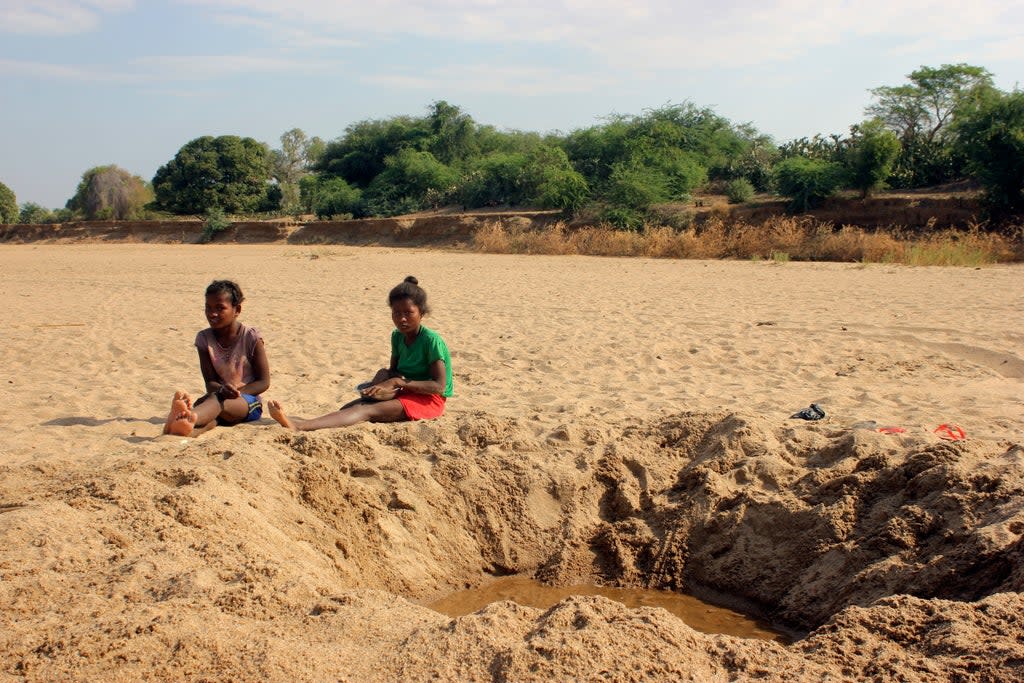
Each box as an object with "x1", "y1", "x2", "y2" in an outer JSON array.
[{"x1": 397, "y1": 393, "x2": 446, "y2": 421}]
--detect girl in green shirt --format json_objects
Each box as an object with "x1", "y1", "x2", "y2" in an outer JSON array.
[{"x1": 268, "y1": 276, "x2": 452, "y2": 431}]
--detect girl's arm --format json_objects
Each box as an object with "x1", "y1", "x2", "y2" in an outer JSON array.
[
  {"x1": 393, "y1": 359, "x2": 446, "y2": 396},
  {"x1": 237, "y1": 339, "x2": 271, "y2": 397},
  {"x1": 198, "y1": 350, "x2": 225, "y2": 395}
]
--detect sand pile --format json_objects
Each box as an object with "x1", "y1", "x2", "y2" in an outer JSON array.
[
  {"x1": 0, "y1": 245, "x2": 1021, "y2": 680},
  {"x1": 2, "y1": 413, "x2": 1022, "y2": 680}
]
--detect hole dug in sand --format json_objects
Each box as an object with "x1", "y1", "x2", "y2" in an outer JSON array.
[
  {"x1": 3, "y1": 410, "x2": 1022, "y2": 680},
  {"x1": 278, "y1": 410, "x2": 1024, "y2": 678}
]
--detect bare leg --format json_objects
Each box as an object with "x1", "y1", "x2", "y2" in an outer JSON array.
[
  {"x1": 163, "y1": 391, "x2": 197, "y2": 436},
  {"x1": 269, "y1": 398, "x2": 406, "y2": 431}
]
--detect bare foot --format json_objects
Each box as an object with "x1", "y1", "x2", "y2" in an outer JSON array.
[
  {"x1": 267, "y1": 399, "x2": 296, "y2": 430},
  {"x1": 163, "y1": 391, "x2": 197, "y2": 436}
]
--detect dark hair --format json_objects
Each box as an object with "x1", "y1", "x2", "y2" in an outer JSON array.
[
  {"x1": 206, "y1": 280, "x2": 244, "y2": 307},
  {"x1": 388, "y1": 275, "x2": 429, "y2": 315}
]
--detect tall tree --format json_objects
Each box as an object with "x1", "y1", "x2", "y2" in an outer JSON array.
[
  {"x1": 272, "y1": 128, "x2": 325, "y2": 212},
  {"x1": 152, "y1": 136, "x2": 277, "y2": 214},
  {"x1": 426, "y1": 100, "x2": 477, "y2": 164},
  {"x1": 66, "y1": 165, "x2": 153, "y2": 220},
  {"x1": 867, "y1": 64, "x2": 996, "y2": 187},
  {"x1": 0, "y1": 181, "x2": 16, "y2": 223},
  {"x1": 868, "y1": 64, "x2": 994, "y2": 143},
  {"x1": 954, "y1": 90, "x2": 1024, "y2": 213}
]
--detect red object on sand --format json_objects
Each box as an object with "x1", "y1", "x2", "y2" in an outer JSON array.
[
  {"x1": 877, "y1": 426, "x2": 906, "y2": 434},
  {"x1": 934, "y1": 423, "x2": 966, "y2": 440}
]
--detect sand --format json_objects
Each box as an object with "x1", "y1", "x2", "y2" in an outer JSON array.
[{"x1": 0, "y1": 243, "x2": 1022, "y2": 681}]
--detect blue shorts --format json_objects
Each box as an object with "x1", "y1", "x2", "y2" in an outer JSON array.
[{"x1": 217, "y1": 393, "x2": 263, "y2": 426}]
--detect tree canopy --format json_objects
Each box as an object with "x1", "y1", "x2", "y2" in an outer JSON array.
[
  {"x1": 866, "y1": 63, "x2": 996, "y2": 187},
  {"x1": 152, "y1": 136, "x2": 277, "y2": 214},
  {"x1": 954, "y1": 90, "x2": 1024, "y2": 212},
  {"x1": 25, "y1": 62, "x2": 1019, "y2": 230},
  {"x1": 271, "y1": 128, "x2": 325, "y2": 213},
  {"x1": 0, "y1": 181, "x2": 16, "y2": 224},
  {"x1": 66, "y1": 165, "x2": 153, "y2": 220}
]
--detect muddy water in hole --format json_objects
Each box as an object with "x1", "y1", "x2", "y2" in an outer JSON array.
[{"x1": 427, "y1": 575, "x2": 790, "y2": 643}]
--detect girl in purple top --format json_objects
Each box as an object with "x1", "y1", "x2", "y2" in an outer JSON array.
[{"x1": 163, "y1": 280, "x2": 271, "y2": 437}]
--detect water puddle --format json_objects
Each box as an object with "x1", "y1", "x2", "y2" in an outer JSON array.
[{"x1": 427, "y1": 575, "x2": 790, "y2": 643}]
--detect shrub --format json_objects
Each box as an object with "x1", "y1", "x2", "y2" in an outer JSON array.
[
  {"x1": 200, "y1": 206, "x2": 231, "y2": 243},
  {"x1": 605, "y1": 164, "x2": 670, "y2": 212},
  {"x1": 725, "y1": 178, "x2": 755, "y2": 204},
  {"x1": 310, "y1": 177, "x2": 362, "y2": 219},
  {"x1": 773, "y1": 157, "x2": 845, "y2": 212},
  {"x1": 18, "y1": 202, "x2": 55, "y2": 223},
  {"x1": 459, "y1": 153, "x2": 528, "y2": 207},
  {"x1": 362, "y1": 149, "x2": 458, "y2": 216},
  {"x1": 845, "y1": 120, "x2": 901, "y2": 198},
  {"x1": 599, "y1": 205, "x2": 646, "y2": 230}
]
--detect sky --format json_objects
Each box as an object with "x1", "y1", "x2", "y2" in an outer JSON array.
[{"x1": 1, "y1": 0, "x2": 1022, "y2": 209}]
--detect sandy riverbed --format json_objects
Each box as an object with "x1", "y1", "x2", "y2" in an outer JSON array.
[{"x1": 1, "y1": 244, "x2": 1022, "y2": 680}]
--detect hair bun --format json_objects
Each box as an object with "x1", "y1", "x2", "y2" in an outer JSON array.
[{"x1": 404, "y1": 275, "x2": 418, "y2": 285}]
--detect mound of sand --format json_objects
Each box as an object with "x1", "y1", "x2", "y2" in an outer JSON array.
[
  {"x1": 0, "y1": 245, "x2": 1021, "y2": 680},
  {"x1": 2, "y1": 414, "x2": 1022, "y2": 680}
]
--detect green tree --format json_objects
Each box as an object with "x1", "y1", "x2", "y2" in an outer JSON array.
[
  {"x1": 869, "y1": 64, "x2": 994, "y2": 143},
  {"x1": 773, "y1": 157, "x2": 845, "y2": 212},
  {"x1": 954, "y1": 90, "x2": 1024, "y2": 212},
  {"x1": 721, "y1": 124, "x2": 779, "y2": 191},
  {"x1": 561, "y1": 118, "x2": 632, "y2": 185},
  {"x1": 523, "y1": 146, "x2": 590, "y2": 213},
  {"x1": 0, "y1": 181, "x2": 16, "y2": 223},
  {"x1": 19, "y1": 202, "x2": 55, "y2": 223},
  {"x1": 308, "y1": 177, "x2": 363, "y2": 219},
  {"x1": 66, "y1": 165, "x2": 153, "y2": 219},
  {"x1": 362, "y1": 149, "x2": 459, "y2": 216},
  {"x1": 272, "y1": 128, "x2": 325, "y2": 213},
  {"x1": 845, "y1": 120, "x2": 902, "y2": 198},
  {"x1": 459, "y1": 152, "x2": 529, "y2": 207},
  {"x1": 152, "y1": 136, "x2": 277, "y2": 214},
  {"x1": 459, "y1": 145, "x2": 590, "y2": 212},
  {"x1": 426, "y1": 100, "x2": 478, "y2": 164},
  {"x1": 605, "y1": 163, "x2": 671, "y2": 212},
  {"x1": 315, "y1": 116, "x2": 431, "y2": 187},
  {"x1": 867, "y1": 64, "x2": 995, "y2": 187}
]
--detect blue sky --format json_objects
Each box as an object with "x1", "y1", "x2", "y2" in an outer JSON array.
[{"x1": 2, "y1": 0, "x2": 1022, "y2": 209}]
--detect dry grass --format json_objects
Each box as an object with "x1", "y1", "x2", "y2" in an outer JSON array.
[{"x1": 471, "y1": 217, "x2": 1023, "y2": 266}]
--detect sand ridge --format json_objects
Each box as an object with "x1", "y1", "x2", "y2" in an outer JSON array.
[{"x1": 0, "y1": 244, "x2": 1022, "y2": 680}]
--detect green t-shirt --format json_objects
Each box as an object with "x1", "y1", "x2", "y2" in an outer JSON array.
[{"x1": 391, "y1": 325, "x2": 453, "y2": 397}]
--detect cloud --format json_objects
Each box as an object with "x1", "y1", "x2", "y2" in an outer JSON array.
[
  {"x1": 207, "y1": 11, "x2": 361, "y2": 48},
  {"x1": 0, "y1": 54, "x2": 340, "y2": 84},
  {"x1": 0, "y1": 58, "x2": 137, "y2": 83},
  {"x1": 135, "y1": 54, "x2": 341, "y2": 79},
  {"x1": 362, "y1": 64, "x2": 614, "y2": 96},
  {"x1": 0, "y1": 0, "x2": 133, "y2": 35},
  {"x1": 179, "y1": 0, "x2": 1024, "y2": 70}
]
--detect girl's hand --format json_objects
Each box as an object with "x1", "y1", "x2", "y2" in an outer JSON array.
[
  {"x1": 217, "y1": 384, "x2": 241, "y2": 400},
  {"x1": 361, "y1": 378, "x2": 403, "y2": 401}
]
